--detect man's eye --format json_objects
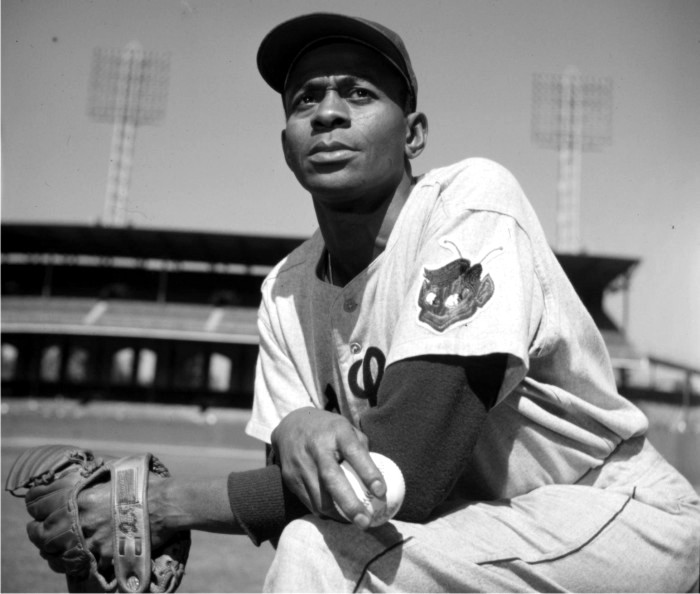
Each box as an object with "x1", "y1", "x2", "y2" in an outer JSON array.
[
  {"x1": 349, "y1": 88, "x2": 371, "y2": 99},
  {"x1": 291, "y1": 93, "x2": 316, "y2": 109}
]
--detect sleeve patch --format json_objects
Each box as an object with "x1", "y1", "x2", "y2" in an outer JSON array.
[{"x1": 417, "y1": 258, "x2": 494, "y2": 332}]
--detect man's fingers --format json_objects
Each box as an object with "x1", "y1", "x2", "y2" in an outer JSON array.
[
  {"x1": 279, "y1": 451, "x2": 325, "y2": 516},
  {"x1": 352, "y1": 426, "x2": 371, "y2": 450},
  {"x1": 281, "y1": 444, "x2": 371, "y2": 526},
  {"x1": 341, "y1": 432, "x2": 386, "y2": 499},
  {"x1": 27, "y1": 520, "x2": 45, "y2": 550},
  {"x1": 42, "y1": 550, "x2": 67, "y2": 574},
  {"x1": 27, "y1": 515, "x2": 78, "y2": 557},
  {"x1": 319, "y1": 425, "x2": 384, "y2": 528},
  {"x1": 280, "y1": 465, "x2": 311, "y2": 511},
  {"x1": 316, "y1": 451, "x2": 373, "y2": 529},
  {"x1": 272, "y1": 407, "x2": 384, "y2": 529},
  {"x1": 25, "y1": 484, "x2": 66, "y2": 521}
]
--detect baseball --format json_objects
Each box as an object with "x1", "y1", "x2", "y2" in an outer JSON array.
[{"x1": 335, "y1": 452, "x2": 405, "y2": 527}]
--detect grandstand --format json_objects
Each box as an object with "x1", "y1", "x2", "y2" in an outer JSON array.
[
  {"x1": 2, "y1": 222, "x2": 697, "y2": 410},
  {"x1": 1, "y1": 223, "x2": 299, "y2": 408}
]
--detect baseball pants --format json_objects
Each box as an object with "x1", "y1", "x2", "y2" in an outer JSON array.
[{"x1": 264, "y1": 437, "x2": 700, "y2": 592}]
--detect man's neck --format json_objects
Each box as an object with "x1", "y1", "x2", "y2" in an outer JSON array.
[{"x1": 313, "y1": 172, "x2": 416, "y2": 286}]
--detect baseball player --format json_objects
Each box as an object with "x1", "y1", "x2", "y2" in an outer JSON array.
[{"x1": 19, "y1": 12, "x2": 700, "y2": 593}]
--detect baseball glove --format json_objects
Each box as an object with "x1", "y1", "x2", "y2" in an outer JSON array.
[{"x1": 5, "y1": 444, "x2": 191, "y2": 593}]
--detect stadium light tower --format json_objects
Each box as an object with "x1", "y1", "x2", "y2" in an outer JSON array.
[
  {"x1": 87, "y1": 41, "x2": 170, "y2": 226},
  {"x1": 532, "y1": 67, "x2": 613, "y2": 253}
]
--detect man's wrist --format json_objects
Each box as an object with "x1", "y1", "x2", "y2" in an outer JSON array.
[{"x1": 147, "y1": 476, "x2": 182, "y2": 541}]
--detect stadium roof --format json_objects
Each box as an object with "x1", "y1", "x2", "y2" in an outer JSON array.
[
  {"x1": 556, "y1": 253, "x2": 639, "y2": 296},
  {"x1": 1, "y1": 223, "x2": 306, "y2": 267},
  {"x1": 2, "y1": 223, "x2": 639, "y2": 277}
]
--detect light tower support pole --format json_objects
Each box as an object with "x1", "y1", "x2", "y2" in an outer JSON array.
[
  {"x1": 532, "y1": 68, "x2": 613, "y2": 254},
  {"x1": 87, "y1": 41, "x2": 170, "y2": 227},
  {"x1": 556, "y1": 67, "x2": 584, "y2": 253},
  {"x1": 103, "y1": 42, "x2": 143, "y2": 226}
]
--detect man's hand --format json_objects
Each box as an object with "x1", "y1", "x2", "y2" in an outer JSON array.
[
  {"x1": 7, "y1": 446, "x2": 190, "y2": 592},
  {"x1": 25, "y1": 476, "x2": 116, "y2": 576},
  {"x1": 271, "y1": 407, "x2": 386, "y2": 529},
  {"x1": 68, "y1": 475, "x2": 173, "y2": 573}
]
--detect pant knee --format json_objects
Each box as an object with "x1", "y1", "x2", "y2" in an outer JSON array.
[
  {"x1": 265, "y1": 515, "x2": 405, "y2": 592},
  {"x1": 264, "y1": 516, "x2": 347, "y2": 592},
  {"x1": 271, "y1": 515, "x2": 328, "y2": 566}
]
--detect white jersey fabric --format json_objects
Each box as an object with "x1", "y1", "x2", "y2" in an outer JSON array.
[{"x1": 246, "y1": 157, "x2": 648, "y2": 500}]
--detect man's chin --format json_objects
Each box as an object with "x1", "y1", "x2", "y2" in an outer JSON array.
[{"x1": 300, "y1": 171, "x2": 364, "y2": 200}]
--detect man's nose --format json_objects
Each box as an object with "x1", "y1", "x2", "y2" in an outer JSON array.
[{"x1": 312, "y1": 91, "x2": 350, "y2": 129}]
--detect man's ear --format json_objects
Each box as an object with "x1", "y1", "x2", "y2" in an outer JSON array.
[
  {"x1": 404, "y1": 112, "x2": 428, "y2": 160},
  {"x1": 281, "y1": 130, "x2": 293, "y2": 168}
]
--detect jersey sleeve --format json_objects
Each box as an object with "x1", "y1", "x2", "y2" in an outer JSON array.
[
  {"x1": 246, "y1": 285, "x2": 315, "y2": 444},
  {"x1": 388, "y1": 191, "x2": 545, "y2": 405}
]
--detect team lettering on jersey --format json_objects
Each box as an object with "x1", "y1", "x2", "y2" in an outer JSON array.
[
  {"x1": 348, "y1": 346, "x2": 385, "y2": 407},
  {"x1": 324, "y1": 347, "x2": 387, "y2": 414}
]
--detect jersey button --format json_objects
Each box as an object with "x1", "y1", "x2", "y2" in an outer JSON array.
[
  {"x1": 343, "y1": 299, "x2": 358, "y2": 313},
  {"x1": 350, "y1": 343, "x2": 362, "y2": 355}
]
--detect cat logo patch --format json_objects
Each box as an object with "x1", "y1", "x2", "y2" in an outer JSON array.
[{"x1": 418, "y1": 258, "x2": 494, "y2": 332}]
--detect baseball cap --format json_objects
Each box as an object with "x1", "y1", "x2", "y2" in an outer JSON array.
[{"x1": 257, "y1": 12, "x2": 418, "y2": 111}]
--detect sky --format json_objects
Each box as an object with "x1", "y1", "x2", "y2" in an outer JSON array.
[{"x1": 2, "y1": 0, "x2": 699, "y2": 368}]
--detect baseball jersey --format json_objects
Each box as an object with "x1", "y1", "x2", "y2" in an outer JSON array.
[{"x1": 246, "y1": 157, "x2": 649, "y2": 500}]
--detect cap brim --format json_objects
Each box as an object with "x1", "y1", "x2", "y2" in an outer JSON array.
[{"x1": 257, "y1": 12, "x2": 412, "y2": 97}]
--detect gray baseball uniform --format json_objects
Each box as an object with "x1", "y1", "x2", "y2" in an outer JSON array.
[{"x1": 248, "y1": 158, "x2": 700, "y2": 591}]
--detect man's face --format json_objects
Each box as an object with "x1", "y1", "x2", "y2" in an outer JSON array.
[{"x1": 282, "y1": 42, "x2": 410, "y2": 208}]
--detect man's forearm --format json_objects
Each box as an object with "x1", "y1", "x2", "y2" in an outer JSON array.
[
  {"x1": 149, "y1": 476, "x2": 243, "y2": 536},
  {"x1": 149, "y1": 465, "x2": 307, "y2": 546}
]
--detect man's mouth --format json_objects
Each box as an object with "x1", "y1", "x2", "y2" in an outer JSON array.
[{"x1": 308, "y1": 141, "x2": 356, "y2": 164}]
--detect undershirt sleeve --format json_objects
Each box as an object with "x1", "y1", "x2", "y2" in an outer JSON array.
[
  {"x1": 360, "y1": 353, "x2": 505, "y2": 522},
  {"x1": 226, "y1": 464, "x2": 307, "y2": 546},
  {"x1": 228, "y1": 353, "x2": 505, "y2": 542}
]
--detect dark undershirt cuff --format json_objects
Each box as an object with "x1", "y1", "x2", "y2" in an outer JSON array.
[{"x1": 227, "y1": 465, "x2": 308, "y2": 546}]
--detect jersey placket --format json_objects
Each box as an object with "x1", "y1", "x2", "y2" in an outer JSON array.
[{"x1": 329, "y1": 285, "x2": 370, "y2": 427}]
